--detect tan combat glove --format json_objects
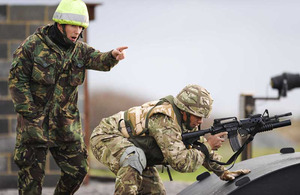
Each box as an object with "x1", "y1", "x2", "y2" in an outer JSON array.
[{"x1": 220, "y1": 169, "x2": 251, "y2": 181}]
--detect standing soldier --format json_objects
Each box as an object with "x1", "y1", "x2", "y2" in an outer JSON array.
[
  {"x1": 90, "y1": 84, "x2": 250, "y2": 194},
  {"x1": 8, "y1": 0, "x2": 127, "y2": 194}
]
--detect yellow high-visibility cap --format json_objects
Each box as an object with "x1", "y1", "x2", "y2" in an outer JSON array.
[{"x1": 53, "y1": 0, "x2": 89, "y2": 28}]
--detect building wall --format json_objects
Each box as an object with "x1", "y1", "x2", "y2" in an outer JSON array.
[{"x1": 0, "y1": 4, "x2": 86, "y2": 188}]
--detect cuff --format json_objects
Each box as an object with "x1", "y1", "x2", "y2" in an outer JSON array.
[
  {"x1": 109, "y1": 50, "x2": 118, "y2": 61},
  {"x1": 203, "y1": 142, "x2": 212, "y2": 154}
]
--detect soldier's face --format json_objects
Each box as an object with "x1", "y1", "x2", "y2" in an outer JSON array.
[
  {"x1": 57, "y1": 24, "x2": 83, "y2": 42},
  {"x1": 182, "y1": 112, "x2": 203, "y2": 129}
]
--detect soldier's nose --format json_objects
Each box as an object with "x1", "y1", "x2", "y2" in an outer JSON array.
[{"x1": 198, "y1": 118, "x2": 203, "y2": 124}]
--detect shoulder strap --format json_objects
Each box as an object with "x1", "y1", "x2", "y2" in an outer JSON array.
[
  {"x1": 159, "y1": 95, "x2": 183, "y2": 131},
  {"x1": 212, "y1": 135, "x2": 254, "y2": 166},
  {"x1": 144, "y1": 100, "x2": 164, "y2": 131},
  {"x1": 123, "y1": 111, "x2": 134, "y2": 136}
]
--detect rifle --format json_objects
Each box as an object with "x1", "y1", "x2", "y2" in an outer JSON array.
[{"x1": 182, "y1": 109, "x2": 292, "y2": 165}]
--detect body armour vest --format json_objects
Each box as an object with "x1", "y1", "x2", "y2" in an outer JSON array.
[
  {"x1": 118, "y1": 96, "x2": 183, "y2": 166},
  {"x1": 119, "y1": 95, "x2": 182, "y2": 138}
]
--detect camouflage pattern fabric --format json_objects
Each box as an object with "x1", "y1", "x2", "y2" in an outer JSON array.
[
  {"x1": 14, "y1": 142, "x2": 88, "y2": 195},
  {"x1": 148, "y1": 113, "x2": 213, "y2": 173},
  {"x1": 174, "y1": 84, "x2": 213, "y2": 118},
  {"x1": 115, "y1": 166, "x2": 166, "y2": 195},
  {"x1": 91, "y1": 112, "x2": 133, "y2": 175},
  {"x1": 90, "y1": 100, "x2": 225, "y2": 194},
  {"x1": 203, "y1": 148, "x2": 226, "y2": 176},
  {"x1": 122, "y1": 101, "x2": 177, "y2": 137},
  {"x1": 9, "y1": 24, "x2": 118, "y2": 145},
  {"x1": 8, "y1": 24, "x2": 118, "y2": 194}
]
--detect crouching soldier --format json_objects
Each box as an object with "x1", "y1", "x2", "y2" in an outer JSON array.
[{"x1": 90, "y1": 84, "x2": 250, "y2": 194}]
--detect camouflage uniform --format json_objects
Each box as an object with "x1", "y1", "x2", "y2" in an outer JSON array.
[
  {"x1": 90, "y1": 95, "x2": 225, "y2": 195},
  {"x1": 8, "y1": 24, "x2": 118, "y2": 195}
]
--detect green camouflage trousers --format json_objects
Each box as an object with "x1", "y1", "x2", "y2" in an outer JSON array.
[{"x1": 13, "y1": 142, "x2": 88, "y2": 195}]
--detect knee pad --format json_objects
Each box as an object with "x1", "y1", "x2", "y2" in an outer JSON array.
[{"x1": 120, "y1": 146, "x2": 147, "y2": 175}]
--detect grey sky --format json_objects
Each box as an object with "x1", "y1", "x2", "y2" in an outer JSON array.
[
  {"x1": 3, "y1": 0, "x2": 299, "y2": 118},
  {"x1": 87, "y1": 0, "x2": 300, "y2": 118}
]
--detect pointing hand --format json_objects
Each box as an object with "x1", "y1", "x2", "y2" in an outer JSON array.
[{"x1": 112, "y1": 46, "x2": 128, "y2": 60}]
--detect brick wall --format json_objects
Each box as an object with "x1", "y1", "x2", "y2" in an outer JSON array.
[{"x1": 0, "y1": 4, "x2": 89, "y2": 188}]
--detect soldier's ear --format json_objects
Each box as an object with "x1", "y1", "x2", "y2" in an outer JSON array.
[{"x1": 57, "y1": 23, "x2": 63, "y2": 33}]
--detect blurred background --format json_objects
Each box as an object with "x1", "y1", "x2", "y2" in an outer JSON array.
[
  {"x1": 87, "y1": 0, "x2": 300, "y2": 118},
  {"x1": 86, "y1": 0, "x2": 300, "y2": 182},
  {"x1": 0, "y1": 0, "x2": 299, "y2": 191}
]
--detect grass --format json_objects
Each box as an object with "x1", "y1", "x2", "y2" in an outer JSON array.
[
  {"x1": 89, "y1": 144, "x2": 300, "y2": 182},
  {"x1": 89, "y1": 168, "x2": 116, "y2": 178}
]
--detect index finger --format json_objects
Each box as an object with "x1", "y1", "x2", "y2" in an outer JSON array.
[
  {"x1": 216, "y1": 132, "x2": 228, "y2": 136},
  {"x1": 117, "y1": 46, "x2": 128, "y2": 52}
]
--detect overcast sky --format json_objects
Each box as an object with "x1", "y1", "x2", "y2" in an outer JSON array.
[
  {"x1": 4, "y1": 0, "x2": 300, "y2": 118},
  {"x1": 86, "y1": 0, "x2": 300, "y2": 118}
]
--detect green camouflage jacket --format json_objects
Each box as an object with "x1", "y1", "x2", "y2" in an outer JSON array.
[{"x1": 8, "y1": 24, "x2": 118, "y2": 146}]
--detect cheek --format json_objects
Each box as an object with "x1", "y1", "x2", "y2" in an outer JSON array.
[
  {"x1": 64, "y1": 27, "x2": 73, "y2": 36},
  {"x1": 189, "y1": 116, "x2": 196, "y2": 123},
  {"x1": 66, "y1": 30, "x2": 72, "y2": 36},
  {"x1": 190, "y1": 117, "x2": 201, "y2": 125},
  {"x1": 191, "y1": 119, "x2": 197, "y2": 124}
]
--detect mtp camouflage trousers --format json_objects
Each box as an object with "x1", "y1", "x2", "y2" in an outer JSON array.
[
  {"x1": 91, "y1": 121, "x2": 166, "y2": 195},
  {"x1": 115, "y1": 166, "x2": 166, "y2": 195}
]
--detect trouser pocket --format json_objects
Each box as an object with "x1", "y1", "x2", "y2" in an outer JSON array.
[{"x1": 13, "y1": 145, "x2": 35, "y2": 168}]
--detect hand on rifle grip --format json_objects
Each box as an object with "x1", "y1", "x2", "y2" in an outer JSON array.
[{"x1": 207, "y1": 132, "x2": 228, "y2": 150}]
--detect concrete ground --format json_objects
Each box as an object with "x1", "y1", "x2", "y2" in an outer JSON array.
[{"x1": 0, "y1": 180, "x2": 192, "y2": 195}]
